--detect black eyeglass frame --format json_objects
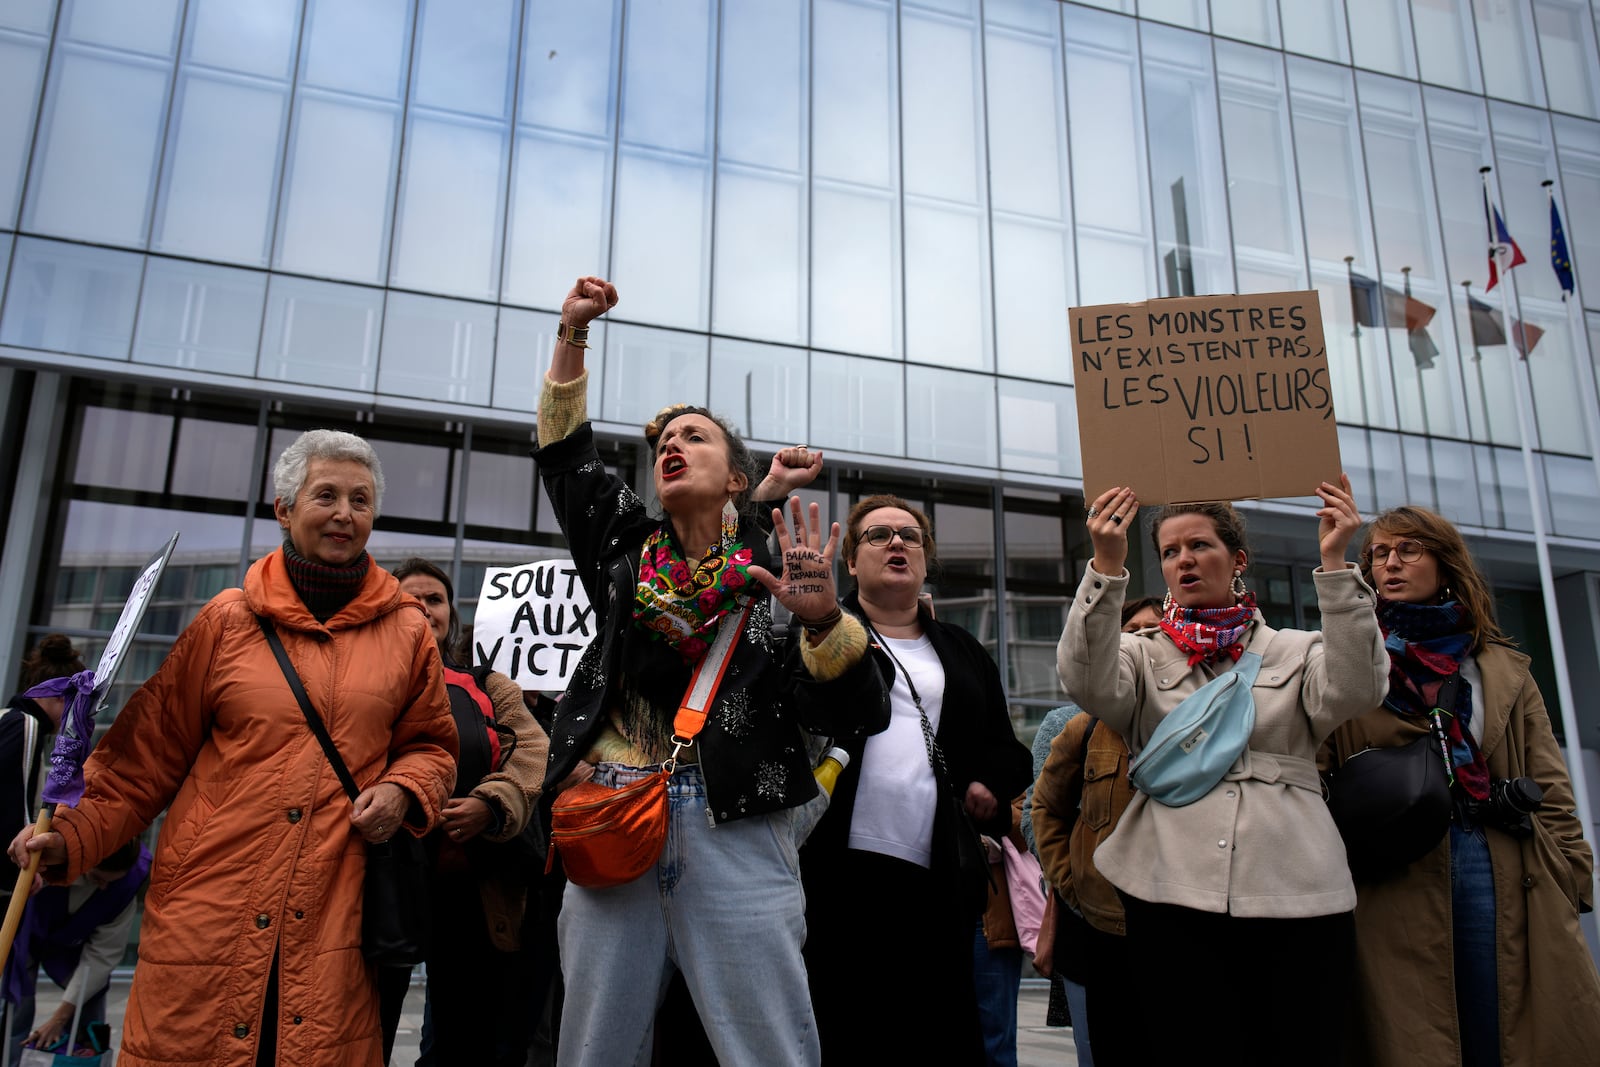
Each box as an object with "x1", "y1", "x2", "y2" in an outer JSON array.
[{"x1": 861, "y1": 524, "x2": 926, "y2": 547}]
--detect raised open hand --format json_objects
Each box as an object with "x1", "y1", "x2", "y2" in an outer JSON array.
[
  {"x1": 748, "y1": 496, "x2": 841, "y2": 626},
  {"x1": 1315, "y1": 473, "x2": 1361, "y2": 570},
  {"x1": 1085, "y1": 486, "x2": 1139, "y2": 577}
]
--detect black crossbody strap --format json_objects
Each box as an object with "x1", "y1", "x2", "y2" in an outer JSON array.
[{"x1": 257, "y1": 615, "x2": 360, "y2": 802}]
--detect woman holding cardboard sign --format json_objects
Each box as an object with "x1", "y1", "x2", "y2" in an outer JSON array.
[
  {"x1": 532, "y1": 276, "x2": 890, "y2": 1066},
  {"x1": 1056, "y1": 479, "x2": 1386, "y2": 1065}
]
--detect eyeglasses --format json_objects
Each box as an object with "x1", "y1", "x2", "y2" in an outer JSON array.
[
  {"x1": 861, "y1": 524, "x2": 925, "y2": 548},
  {"x1": 1367, "y1": 539, "x2": 1426, "y2": 566}
]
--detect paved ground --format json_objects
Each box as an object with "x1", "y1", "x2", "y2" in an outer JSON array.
[{"x1": 35, "y1": 975, "x2": 1080, "y2": 1065}]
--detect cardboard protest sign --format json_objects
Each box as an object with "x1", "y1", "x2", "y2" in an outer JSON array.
[
  {"x1": 473, "y1": 561, "x2": 594, "y2": 690},
  {"x1": 1070, "y1": 291, "x2": 1340, "y2": 505}
]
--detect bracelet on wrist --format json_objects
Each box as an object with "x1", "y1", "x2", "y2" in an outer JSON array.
[
  {"x1": 797, "y1": 604, "x2": 843, "y2": 635},
  {"x1": 555, "y1": 320, "x2": 591, "y2": 349}
]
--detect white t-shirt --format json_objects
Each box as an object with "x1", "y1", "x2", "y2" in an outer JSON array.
[{"x1": 848, "y1": 634, "x2": 944, "y2": 867}]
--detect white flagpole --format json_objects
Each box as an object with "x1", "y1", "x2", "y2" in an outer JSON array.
[{"x1": 1481, "y1": 167, "x2": 1596, "y2": 879}]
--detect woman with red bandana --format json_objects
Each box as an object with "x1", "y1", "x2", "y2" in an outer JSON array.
[
  {"x1": 1057, "y1": 481, "x2": 1387, "y2": 1065},
  {"x1": 531, "y1": 277, "x2": 889, "y2": 1067},
  {"x1": 1323, "y1": 506, "x2": 1600, "y2": 1067}
]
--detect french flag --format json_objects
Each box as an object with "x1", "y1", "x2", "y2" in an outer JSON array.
[{"x1": 1483, "y1": 188, "x2": 1526, "y2": 291}]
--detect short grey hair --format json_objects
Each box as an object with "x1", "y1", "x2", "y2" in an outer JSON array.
[{"x1": 273, "y1": 429, "x2": 386, "y2": 518}]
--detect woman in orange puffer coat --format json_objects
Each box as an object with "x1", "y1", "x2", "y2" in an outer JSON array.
[{"x1": 10, "y1": 429, "x2": 457, "y2": 1066}]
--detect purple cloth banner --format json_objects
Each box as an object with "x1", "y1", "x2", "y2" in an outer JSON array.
[{"x1": 22, "y1": 671, "x2": 98, "y2": 808}]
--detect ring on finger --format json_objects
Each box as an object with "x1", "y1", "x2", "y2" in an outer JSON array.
[
  {"x1": 1085, "y1": 505, "x2": 1099, "y2": 519},
  {"x1": 1110, "y1": 514, "x2": 1123, "y2": 525}
]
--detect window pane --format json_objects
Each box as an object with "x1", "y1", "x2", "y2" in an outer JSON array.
[
  {"x1": 0, "y1": 1, "x2": 57, "y2": 33},
  {"x1": 1139, "y1": 0, "x2": 1207, "y2": 29},
  {"x1": 600, "y1": 323, "x2": 709, "y2": 428},
  {"x1": 0, "y1": 238, "x2": 141, "y2": 360},
  {"x1": 187, "y1": 0, "x2": 300, "y2": 79},
  {"x1": 172, "y1": 417, "x2": 258, "y2": 501},
  {"x1": 0, "y1": 29, "x2": 49, "y2": 228},
  {"x1": 905, "y1": 205, "x2": 989, "y2": 369},
  {"x1": 1533, "y1": 0, "x2": 1600, "y2": 118},
  {"x1": 377, "y1": 292, "x2": 497, "y2": 406},
  {"x1": 619, "y1": 0, "x2": 712, "y2": 155},
  {"x1": 132, "y1": 259, "x2": 267, "y2": 376},
  {"x1": 411, "y1": 0, "x2": 516, "y2": 119},
  {"x1": 992, "y1": 222, "x2": 1073, "y2": 381},
  {"x1": 611, "y1": 155, "x2": 711, "y2": 331},
  {"x1": 810, "y1": 351, "x2": 904, "y2": 456},
  {"x1": 708, "y1": 338, "x2": 809, "y2": 447},
  {"x1": 1473, "y1": 0, "x2": 1545, "y2": 105},
  {"x1": 713, "y1": 171, "x2": 806, "y2": 344},
  {"x1": 493, "y1": 306, "x2": 604, "y2": 415},
  {"x1": 999, "y1": 379, "x2": 1080, "y2": 477},
  {"x1": 503, "y1": 136, "x2": 612, "y2": 308},
  {"x1": 1067, "y1": 8, "x2": 1156, "y2": 304},
  {"x1": 719, "y1": 0, "x2": 804, "y2": 172},
  {"x1": 1217, "y1": 41, "x2": 1307, "y2": 292},
  {"x1": 1142, "y1": 23, "x2": 1235, "y2": 297},
  {"x1": 907, "y1": 366, "x2": 997, "y2": 467},
  {"x1": 1413, "y1": 0, "x2": 1482, "y2": 91},
  {"x1": 1554, "y1": 116, "x2": 1600, "y2": 303},
  {"x1": 275, "y1": 94, "x2": 401, "y2": 283},
  {"x1": 24, "y1": 49, "x2": 170, "y2": 246},
  {"x1": 813, "y1": 0, "x2": 898, "y2": 188},
  {"x1": 1209, "y1": 0, "x2": 1279, "y2": 46},
  {"x1": 519, "y1": 0, "x2": 619, "y2": 137},
  {"x1": 811, "y1": 188, "x2": 901, "y2": 357},
  {"x1": 153, "y1": 73, "x2": 288, "y2": 265},
  {"x1": 65, "y1": 0, "x2": 181, "y2": 56},
  {"x1": 258, "y1": 276, "x2": 381, "y2": 392},
  {"x1": 369, "y1": 439, "x2": 453, "y2": 522},
  {"x1": 1282, "y1": 0, "x2": 1349, "y2": 62},
  {"x1": 1346, "y1": 0, "x2": 1416, "y2": 77},
  {"x1": 300, "y1": 0, "x2": 411, "y2": 99},
  {"x1": 391, "y1": 118, "x2": 508, "y2": 299},
  {"x1": 457, "y1": 446, "x2": 534, "y2": 532},
  {"x1": 75, "y1": 407, "x2": 172, "y2": 492}
]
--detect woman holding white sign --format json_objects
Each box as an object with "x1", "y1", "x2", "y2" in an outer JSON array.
[
  {"x1": 533, "y1": 276, "x2": 890, "y2": 1067},
  {"x1": 1057, "y1": 481, "x2": 1386, "y2": 1065}
]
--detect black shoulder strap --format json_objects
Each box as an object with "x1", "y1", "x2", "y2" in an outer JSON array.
[{"x1": 257, "y1": 615, "x2": 360, "y2": 802}]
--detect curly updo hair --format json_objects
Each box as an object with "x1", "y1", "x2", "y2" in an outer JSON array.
[
  {"x1": 642, "y1": 404, "x2": 763, "y2": 519},
  {"x1": 18, "y1": 633, "x2": 86, "y2": 691}
]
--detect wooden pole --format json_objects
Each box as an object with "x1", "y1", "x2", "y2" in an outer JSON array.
[{"x1": 0, "y1": 808, "x2": 52, "y2": 976}]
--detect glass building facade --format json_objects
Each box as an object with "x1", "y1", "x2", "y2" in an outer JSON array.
[{"x1": 4, "y1": 0, "x2": 1600, "y2": 773}]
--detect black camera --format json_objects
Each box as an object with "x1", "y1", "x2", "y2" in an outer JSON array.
[{"x1": 1460, "y1": 776, "x2": 1544, "y2": 838}]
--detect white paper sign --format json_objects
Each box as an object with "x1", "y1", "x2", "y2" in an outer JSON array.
[
  {"x1": 473, "y1": 560, "x2": 595, "y2": 689},
  {"x1": 93, "y1": 532, "x2": 180, "y2": 712}
]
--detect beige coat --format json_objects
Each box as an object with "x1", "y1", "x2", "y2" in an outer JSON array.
[
  {"x1": 1057, "y1": 564, "x2": 1387, "y2": 918},
  {"x1": 1323, "y1": 643, "x2": 1600, "y2": 1066}
]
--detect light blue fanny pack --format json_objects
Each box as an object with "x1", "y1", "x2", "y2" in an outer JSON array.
[{"x1": 1127, "y1": 651, "x2": 1262, "y2": 807}]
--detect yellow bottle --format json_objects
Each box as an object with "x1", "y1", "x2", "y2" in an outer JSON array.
[{"x1": 813, "y1": 747, "x2": 851, "y2": 796}]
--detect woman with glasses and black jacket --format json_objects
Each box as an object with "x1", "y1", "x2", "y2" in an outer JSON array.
[
  {"x1": 801, "y1": 493, "x2": 1032, "y2": 1065},
  {"x1": 1321, "y1": 505, "x2": 1600, "y2": 1067}
]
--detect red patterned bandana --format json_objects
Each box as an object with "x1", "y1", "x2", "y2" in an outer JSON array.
[
  {"x1": 1160, "y1": 592, "x2": 1258, "y2": 667},
  {"x1": 634, "y1": 525, "x2": 754, "y2": 661}
]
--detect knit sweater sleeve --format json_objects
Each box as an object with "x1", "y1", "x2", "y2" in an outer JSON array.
[{"x1": 536, "y1": 370, "x2": 590, "y2": 447}]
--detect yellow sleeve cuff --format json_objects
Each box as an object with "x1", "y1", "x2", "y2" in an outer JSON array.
[
  {"x1": 799, "y1": 612, "x2": 868, "y2": 682},
  {"x1": 536, "y1": 370, "x2": 590, "y2": 447}
]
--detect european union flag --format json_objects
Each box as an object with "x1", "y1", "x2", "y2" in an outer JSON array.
[{"x1": 1551, "y1": 198, "x2": 1575, "y2": 297}]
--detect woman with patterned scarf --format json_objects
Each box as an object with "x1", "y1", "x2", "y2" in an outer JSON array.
[
  {"x1": 1057, "y1": 481, "x2": 1388, "y2": 1066},
  {"x1": 531, "y1": 277, "x2": 890, "y2": 1067},
  {"x1": 1322, "y1": 506, "x2": 1600, "y2": 1067}
]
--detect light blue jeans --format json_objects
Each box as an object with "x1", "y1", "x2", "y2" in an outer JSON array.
[{"x1": 556, "y1": 763, "x2": 823, "y2": 1067}]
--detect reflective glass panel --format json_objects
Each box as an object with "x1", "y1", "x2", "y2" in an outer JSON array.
[
  {"x1": 619, "y1": 0, "x2": 712, "y2": 156},
  {"x1": 1217, "y1": 42, "x2": 1307, "y2": 292},
  {"x1": 810, "y1": 351, "x2": 904, "y2": 457},
  {"x1": 0, "y1": 29, "x2": 49, "y2": 228},
  {"x1": 1142, "y1": 23, "x2": 1234, "y2": 297},
  {"x1": 493, "y1": 307, "x2": 605, "y2": 415},
  {"x1": 300, "y1": 0, "x2": 410, "y2": 99},
  {"x1": 1066, "y1": 8, "x2": 1156, "y2": 305},
  {"x1": 1426, "y1": 437, "x2": 1486, "y2": 528},
  {"x1": 275, "y1": 94, "x2": 401, "y2": 283},
  {"x1": 24, "y1": 49, "x2": 170, "y2": 246},
  {"x1": 1209, "y1": 0, "x2": 1279, "y2": 46},
  {"x1": 65, "y1": 0, "x2": 181, "y2": 56},
  {"x1": 708, "y1": 338, "x2": 809, "y2": 447},
  {"x1": 75, "y1": 407, "x2": 172, "y2": 492},
  {"x1": 503, "y1": 135, "x2": 612, "y2": 309},
  {"x1": 258, "y1": 276, "x2": 382, "y2": 392},
  {"x1": 611, "y1": 154, "x2": 711, "y2": 331},
  {"x1": 153, "y1": 73, "x2": 289, "y2": 265},
  {"x1": 811, "y1": 188, "x2": 901, "y2": 358},
  {"x1": 906, "y1": 366, "x2": 997, "y2": 467},
  {"x1": 1139, "y1": 0, "x2": 1207, "y2": 29},
  {"x1": 1533, "y1": 0, "x2": 1600, "y2": 118},
  {"x1": 1413, "y1": 0, "x2": 1482, "y2": 91},
  {"x1": 1473, "y1": 0, "x2": 1545, "y2": 105},
  {"x1": 187, "y1": 0, "x2": 300, "y2": 79},
  {"x1": 1346, "y1": 0, "x2": 1416, "y2": 77},
  {"x1": 813, "y1": 0, "x2": 897, "y2": 188},
  {"x1": 411, "y1": 0, "x2": 516, "y2": 119},
  {"x1": 390, "y1": 117, "x2": 509, "y2": 299},
  {"x1": 455, "y1": 446, "x2": 535, "y2": 533},
  {"x1": 600, "y1": 323, "x2": 709, "y2": 428},
  {"x1": 172, "y1": 417, "x2": 259, "y2": 502},
  {"x1": 377, "y1": 292, "x2": 497, "y2": 407},
  {"x1": 998, "y1": 379, "x2": 1080, "y2": 477},
  {"x1": 0, "y1": 238, "x2": 140, "y2": 360},
  {"x1": 0, "y1": 1, "x2": 57, "y2": 33},
  {"x1": 1554, "y1": 116, "x2": 1600, "y2": 304},
  {"x1": 133, "y1": 259, "x2": 267, "y2": 377},
  {"x1": 368, "y1": 438, "x2": 454, "y2": 522},
  {"x1": 1281, "y1": 0, "x2": 1350, "y2": 63}
]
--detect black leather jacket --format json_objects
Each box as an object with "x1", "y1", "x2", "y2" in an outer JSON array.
[{"x1": 533, "y1": 423, "x2": 890, "y2": 825}]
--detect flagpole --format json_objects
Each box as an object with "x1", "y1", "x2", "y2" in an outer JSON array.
[
  {"x1": 1462, "y1": 280, "x2": 1505, "y2": 521},
  {"x1": 1481, "y1": 167, "x2": 1596, "y2": 873},
  {"x1": 1403, "y1": 267, "x2": 1434, "y2": 439}
]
